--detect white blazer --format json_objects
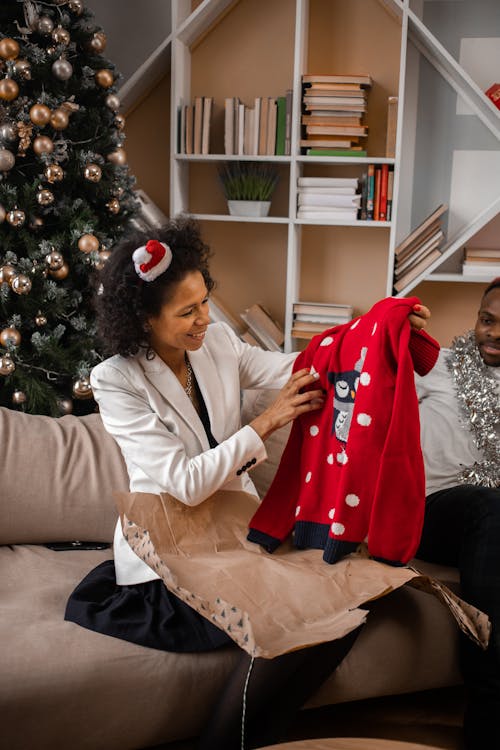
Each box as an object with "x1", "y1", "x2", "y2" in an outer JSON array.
[{"x1": 90, "y1": 321, "x2": 296, "y2": 584}]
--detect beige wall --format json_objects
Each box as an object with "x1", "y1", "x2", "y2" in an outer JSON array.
[{"x1": 123, "y1": 0, "x2": 496, "y2": 347}]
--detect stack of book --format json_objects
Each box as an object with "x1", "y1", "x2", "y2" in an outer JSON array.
[
  {"x1": 224, "y1": 91, "x2": 293, "y2": 156},
  {"x1": 209, "y1": 295, "x2": 247, "y2": 336},
  {"x1": 392, "y1": 204, "x2": 448, "y2": 292},
  {"x1": 178, "y1": 96, "x2": 213, "y2": 155},
  {"x1": 462, "y1": 247, "x2": 500, "y2": 277},
  {"x1": 292, "y1": 301, "x2": 353, "y2": 340},
  {"x1": 359, "y1": 163, "x2": 394, "y2": 221},
  {"x1": 300, "y1": 73, "x2": 372, "y2": 157},
  {"x1": 297, "y1": 176, "x2": 360, "y2": 221},
  {"x1": 239, "y1": 303, "x2": 284, "y2": 351}
]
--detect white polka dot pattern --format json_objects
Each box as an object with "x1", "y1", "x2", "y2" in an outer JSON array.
[{"x1": 357, "y1": 413, "x2": 372, "y2": 426}]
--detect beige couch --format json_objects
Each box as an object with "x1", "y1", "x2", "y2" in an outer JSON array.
[{"x1": 0, "y1": 394, "x2": 464, "y2": 750}]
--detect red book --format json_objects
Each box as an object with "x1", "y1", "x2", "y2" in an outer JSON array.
[
  {"x1": 486, "y1": 83, "x2": 500, "y2": 110},
  {"x1": 373, "y1": 167, "x2": 382, "y2": 221},
  {"x1": 378, "y1": 163, "x2": 389, "y2": 221}
]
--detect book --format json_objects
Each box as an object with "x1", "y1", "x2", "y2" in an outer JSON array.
[
  {"x1": 373, "y1": 166, "x2": 381, "y2": 221},
  {"x1": 393, "y1": 248, "x2": 442, "y2": 292},
  {"x1": 298, "y1": 186, "x2": 357, "y2": 195},
  {"x1": 285, "y1": 88, "x2": 293, "y2": 155},
  {"x1": 185, "y1": 104, "x2": 194, "y2": 155},
  {"x1": 304, "y1": 124, "x2": 367, "y2": 136},
  {"x1": 253, "y1": 97, "x2": 261, "y2": 155},
  {"x1": 305, "y1": 148, "x2": 367, "y2": 157},
  {"x1": 266, "y1": 97, "x2": 277, "y2": 155},
  {"x1": 298, "y1": 177, "x2": 359, "y2": 188},
  {"x1": 302, "y1": 73, "x2": 372, "y2": 86},
  {"x1": 303, "y1": 103, "x2": 367, "y2": 112},
  {"x1": 243, "y1": 105, "x2": 255, "y2": 155},
  {"x1": 464, "y1": 247, "x2": 500, "y2": 259},
  {"x1": 394, "y1": 204, "x2": 448, "y2": 256},
  {"x1": 395, "y1": 222, "x2": 443, "y2": 265},
  {"x1": 462, "y1": 263, "x2": 500, "y2": 276},
  {"x1": 301, "y1": 115, "x2": 363, "y2": 126},
  {"x1": 258, "y1": 96, "x2": 269, "y2": 155},
  {"x1": 297, "y1": 208, "x2": 359, "y2": 221},
  {"x1": 462, "y1": 255, "x2": 500, "y2": 265},
  {"x1": 275, "y1": 96, "x2": 287, "y2": 155},
  {"x1": 239, "y1": 303, "x2": 284, "y2": 350},
  {"x1": 193, "y1": 96, "x2": 203, "y2": 154},
  {"x1": 385, "y1": 96, "x2": 398, "y2": 158},
  {"x1": 394, "y1": 231, "x2": 444, "y2": 277},
  {"x1": 237, "y1": 101, "x2": 245, "y2": 155},
  {"x1": 485, "y1": 82, "x2": 500, "y2": 110},
  {"x1": 293, "y1": 301, "x2": 353, "y2": 316},
  {"x1": 201, "y1": 96, "x2": 213, "y2": 155},
  {"x1": 298, "y1": 193, "x2": 361, "y2": 207},
  {"x1": 292, "y1": 319, "x2": 347, "y2": 331},
  {"x1": 240, "y1": 330, "x2": 262, "y2": 347},
  {"x1": 303, "y1": 96, "x2": 366, "y2": 106},
  {"x1": 209, "y1": 294, "x2": 246, "y2": 335},
  {"x1": 131, "y1": 189, "x2": 169, "y2": 231},
  {"x1": 386, "y1": 167, "x2": 394, "y2": 221},
  {"x1": 366, "y1": 164, "x2": 375, "y2": 220},
  {"x1": 378, "y1": 163, "x2": 389, "y2": 221},
  {"x1": 300, "y1": 138, "x2": 357, "y2": 149},
  {"x1": 224, "y1": 97, "x2": 236, "y2": 155}
]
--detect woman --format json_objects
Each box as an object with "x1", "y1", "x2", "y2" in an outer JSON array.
[{"x1": 65, "y1": 217, "x2": 431, "y2": 749}]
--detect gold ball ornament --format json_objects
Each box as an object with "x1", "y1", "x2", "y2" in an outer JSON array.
[
  {"x1": 37, "y1": 188, "x2": 55, "y2": 206},
  {"x1": 45, "y1": 250, "x2": 64, "y2": 270},
  {"x1": 33, "y1": 135, "x2": 54, "y2": 155},
  {"x1": 73, "y1": 377, "x2": 93, "y2": 399},
  {"x1": 6, "y1": 208, "x2": 25, "y2": 227},
  {"x1": 0, "y1": 204, "x2": 5, "y2": 223},
  {"x1": 94, "y1": 249, "x2": 111, "y2": 270},
  {"x1": 52, "y1": 26, "x2": 71, "y2": 45},
  {"x1": 30, "y1": 103, "x2": 51, "y2": 126},
  {"x1": 35, "y1": 312, "x2": 47, "y2": 327},
  {"x1": 84, "y1": 163, "x2": 102, "y2": 182},
  {"x1": 12, "y1": 389, "x2": 27, "y2": 405},
  {"x1": 57, "y1": 397, "x2": 73, "y2": 414},
  {"x1": 95, "y1": 68, "x2": 114, "y2": 88},
  {"x1": 0, "y1": 38, "x2": 20, "y2": 61},
  {"x1": 11, "y1": 274, "x2": 32, "y2": 294},
  {"x1": 106, "y1": 198, "x2": 120, "y2": 214},
  {"x1": 115, "y1": 114, "x2": 125, "y2": 130},
  {"x1": 50, "y1": 108, "x2": 69, "y2": 130},
  {"x1": 78, "y1": 233, "x2": 99, "y2": 254},
  {"x1": 0, "y1": 78, "x2": 19, "y2": 101},
  {"x1": 0, "y1": 326, "x2": 21, "y2": 346},
  {"x1": 107, "y1": 147, "x2": 127, "y2": 166},
  {"x1": 0, "y1": 148, "x2": 15, "y2": 171},
  {"x1": 0, "y1": 355, "x2": 15, "y2": 375},
  {"x1": 14, "y1": 58, "x2": 31, "y2": 80},
  {"x1": 45, "y1": 163, "x2": 64, "y2": 183},
  {"x1": 52, "y1": 58, "x2": 73, "y2": 81},
  {"x1": 0, "y1": 264, "x2": 17, "y2": 284},
  {"x1": 68, "y1": 0, "x2": 83, "y2": 14},
  {"x1": 88, "y1": 32, "x2": 107, "y2": 54},
  {"x1": 37, "y1": 16, "x2": 54, "y2": 35},
  {"x1": 50, "y1": 262, "x2": 69, "y2": 280}
]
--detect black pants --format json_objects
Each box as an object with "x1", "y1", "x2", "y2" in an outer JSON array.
[{"x1": 417, "y1": 485, "x2": 500, "y2": 750}]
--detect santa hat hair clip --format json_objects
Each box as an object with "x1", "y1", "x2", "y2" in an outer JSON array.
[{"x1": 132, "y1": 239, "x2": 172, "y2": 282}]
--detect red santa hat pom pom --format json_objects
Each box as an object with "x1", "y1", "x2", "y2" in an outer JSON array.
[{"x1": 132, "y1": 239, "x2": 172, "y2": 282}]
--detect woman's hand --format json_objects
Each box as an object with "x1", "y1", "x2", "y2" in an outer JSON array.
[
  {"x1": 409, "y1": 303, "x2": 430, "y2": 330},
  {"x1": 250, "y1": 368, "x2": 324, "y2": 442}
]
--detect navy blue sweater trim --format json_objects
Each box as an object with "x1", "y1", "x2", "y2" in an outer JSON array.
[{"x1": 247, "y1": 528, "x2": 281, "y2": 553}]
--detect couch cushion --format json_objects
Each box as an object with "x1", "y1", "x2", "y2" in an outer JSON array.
[{"x1": 0, "y1": 408, "x2": 128, "y2": 544}]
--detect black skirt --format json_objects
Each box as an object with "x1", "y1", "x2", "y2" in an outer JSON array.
[{"x1": 65, "y1": 560, "x2": 233, "y2": 653}]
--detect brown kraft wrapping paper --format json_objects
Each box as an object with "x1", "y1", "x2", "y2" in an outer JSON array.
[{"x1": 114, "y1": 489, "x2": 490, "y2": 659}]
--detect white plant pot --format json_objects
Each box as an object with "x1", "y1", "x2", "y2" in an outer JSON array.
[{"x1": 227, "y1": 200, "x2": 271, "y2": 217}]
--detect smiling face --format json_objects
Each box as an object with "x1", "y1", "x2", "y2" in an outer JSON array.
[
  {"x1": 147, "y1": 270, "x2": 210, "y2": 362},
  {"x1": 475, "y1": 286, "x2": 500, "y2": 367}
]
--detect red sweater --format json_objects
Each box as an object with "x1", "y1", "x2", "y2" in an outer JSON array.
[{"x1": 248, "y1": 297, "x2": 440, "y2": 565}]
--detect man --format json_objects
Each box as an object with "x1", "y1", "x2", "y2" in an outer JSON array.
[{"x1": 416, "y1": 277, "x2": 500, "y2": 750}]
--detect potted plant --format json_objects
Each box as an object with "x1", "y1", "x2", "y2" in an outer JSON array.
[{"x1": 218, "y1": 161, "x2": 279, "y2": 217}]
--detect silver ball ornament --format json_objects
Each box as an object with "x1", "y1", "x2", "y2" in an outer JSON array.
[
  {"x1": 105, "y1": 94, "x2": 120, "y2": 112},
  {"x1": 0, "y1": 123, "x2": 17, "y2": 142},
  {"x1": 12, "y1": 389, "x2": 27, "y2": 405},
  {"x1": 14, "y1": 59, "x2": 31, "y2": 80},
  {"x1": 11, "y1": 274, "x2": 32, "y2": 294},
  {"x1": 52, "y1": 58, "x2": 73, "y2": 81},
  {"x1": 37, "y1": 16, "x2": 54, "y2": 35},
  {"x1": 58, "y1": 397, "x2": 73, "y2": 414},
  {"x1": 0, "y1": 148, "x2": 15, "y2": 171}
]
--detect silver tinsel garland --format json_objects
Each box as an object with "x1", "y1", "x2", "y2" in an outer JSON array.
[{"x1": 446, "y1": 330, "x2": 500, "y2": 488}]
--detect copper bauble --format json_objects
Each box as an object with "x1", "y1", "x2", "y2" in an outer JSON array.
[
  {"x1": 6, "y1": 208, "x2": 25, "y2": 227},
  {"x1": 11, "y1": 274, "x2": 32, "y2": 294},
  {"x1": 45, "y1": 163, "x2": 64, "y2": 183},
  {"x1": 30, "y1": 103, "x2": 51, "y2": 126},
  {"x1": 107, "y1": 147, "x2": 127, "y2": 166},
  {"x1": 88, "y1": 32, "x2": 107, "y2": 54},
  {"x1": 78, "y1": 233, "x2": 99, "y2": 254},
  {"x1": 0, "y1": 355, "x2": 15, "y2": 375},
  {"x1": 14, "y1": 58, "x2": 31, "y2": 80},
  {"x1": 95, "y1": 69, "x2": 114, "y2": 88},
  {"x1": 50, "y1": 108, "x2": 69, "y2": 130},
  {"x1": 68, "y1": 0, "x2": 83, "y2": 14},
  {"x1": 37, "y1": 16, "x2": 54, "y2": 35},
  {"x1": 37, "y1": 188, "x2": 54, "y2": 206},
  {"x1": 106, "y1": 198, "x2": 120, "y2": 214},
  {"x1": 0, "y1": 205, "x2": 5, "y2": 223},
  {"x1": 105, "y1": 94, "x2": 120, "y2": 112},
  {"x1": 12, "y1": 389, "x2": 27, "y2": 405},
  {"x1": 94, "y1": 249, "x2": 111, "y2": 270},
  {"x1": 52, "y1": 26, "x2": 70, "y2": 45},
  {"x1": 33, "y1": 135, "x2": 54, "y2": 155},
  {"x1": 58, "y1": 397, "x2": 73, "y2": 414},
  {"x1": 0, "y1": 38, "x2": 20, "y2": 61},
  {"x1": 72, "y1": 377, "x2": 93, "y2": 399},
  {"x1": 45, "y1": 250, "x2": 64, "y2": 270},
  {"x1": 84, "y1": 163, "x2": 102, "y2": 182},
  {"x1": 52, "y1": 58, "x2": 73, "y2": 81},
  {"x1": 50, "y1": 262, "x2": 69, "y2": 280},
  {"x1": 0, "y1": 148, "x2": 15, "y2": 171},
  {"x1": 0, "y1": 264, "x2": 17, "y2": 284},
  {"x1": 0, "y1": 78, "x2": 19, "y2": 101},
  {"x1": 29, "y1": 216, "x2": 44, "y2": 230},
  {"x1": 35, "y1": 312, "x2": 47, "y2": 327},
  {"x1": 115, "y1": 114, "x2": 125, "y2": 130},
  {"x1": 0, "y1": 326, "x2": 21, "y2": 347}
]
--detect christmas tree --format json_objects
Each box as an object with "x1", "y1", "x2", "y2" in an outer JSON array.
[{"x1": 0, "y1": 0, "x2": 138, "y2": 416}]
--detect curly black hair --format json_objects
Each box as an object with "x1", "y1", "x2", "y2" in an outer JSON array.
[{"x1": 95, "y1": 217, "x2": 215, "y2": 358}]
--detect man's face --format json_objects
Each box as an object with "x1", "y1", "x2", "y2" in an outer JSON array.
[{"x1": 475, "y1": 287, "x2": 500, "y2": 367}]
